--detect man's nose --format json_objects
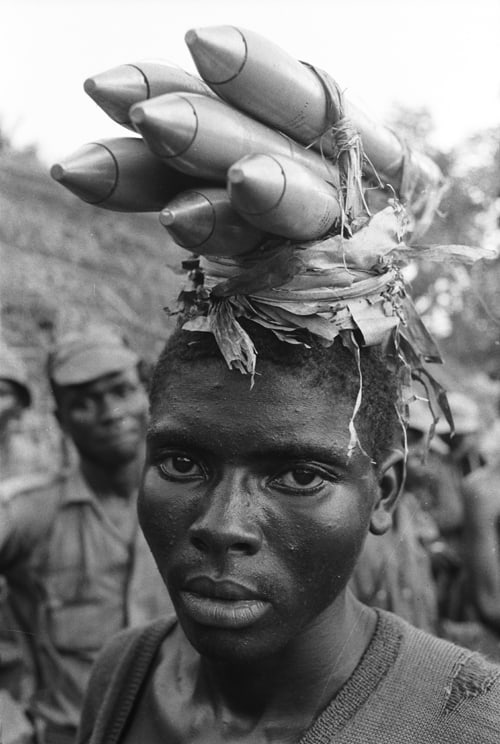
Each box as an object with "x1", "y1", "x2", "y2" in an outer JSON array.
[
  {"x1": 189, "y1": 475, "x2": 262, "y2": 557},
  {"x1": 98, "y1": 393, "x2": 125, "y2": 422}
]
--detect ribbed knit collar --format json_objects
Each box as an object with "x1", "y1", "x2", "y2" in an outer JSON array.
[{"x1": 299, "y1": 610, "x2": 403, "y2": 743}]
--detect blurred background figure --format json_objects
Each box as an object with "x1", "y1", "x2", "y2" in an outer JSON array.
[
  {"x1": 351, "y1": 390, "x2": 490, "y2": 640},
  {"x1": 0, "y1": 342, "x2": 47, "y2": 744},
  {"x1": 405, "y1": 393, "x2": 484, "y2": 624},
  {"x1": 0, "y1": 327, "x2": 173, "y2": 744},
  {"x1": 0, "y1": 342, "x2": 46, "y2": 484},
  {"x1": 349, "y1": 486, "x2": 440, "y2": 634},
  {"x1": 350, "y1": 397, "x2": 441, "y2": 634},
  {"x1": 438, "y1": 391, "x2": 485, "y2": 477},
  {"x1": 462, "y1": 419, "x2": 500, "y2": 654},
  {"x1": 478, "y1": 394, "x2": 500, "y2": 465}
]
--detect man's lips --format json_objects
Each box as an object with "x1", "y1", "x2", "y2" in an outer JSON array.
[
  {"x1": 179, "y1": 576, "x2": 269, "y2": 628},
  {"x1": 183, "y1": 576, "x2": 261, "y2": 601}
]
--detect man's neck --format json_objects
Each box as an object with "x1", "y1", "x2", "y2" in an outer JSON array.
[
  {"x1": 79, "y1": 451, "x2": 144, "y2": 500},
  {"x1": 196, "y1": 593, "x2": 376, "y2": 732}
]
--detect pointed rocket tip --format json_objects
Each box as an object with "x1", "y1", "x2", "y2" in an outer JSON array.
[
  {"x1": 50, "y1": 164, "x2": 65, "y2": 182},
  {"x1": 184, "y1": 29, "x2": 198, "y2": 47},
  {"x1": 228, "y1": 165, "x2": 244, "y2": 185},
  {"x1": 159, "y1": 209, "x2": 175, "y2": 227},
  {"x1": 83, "y1": 77, "x2": 96, "y2": 96},
  {"x1": 129, "y1": 105, "x2": 146, "y2": 126}
]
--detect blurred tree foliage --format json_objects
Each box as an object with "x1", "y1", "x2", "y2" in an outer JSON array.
[{"x1": 388, "y1": 105, "x2": 500, "y2": 376}]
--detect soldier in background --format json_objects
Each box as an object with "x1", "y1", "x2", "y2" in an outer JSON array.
[
  {"x1": 0, "y1": 328, "x2": 173, "y2": 744},
  {"x1": 350, "y1": 398, "x2": 440, "y2": 634},
  {"x1": 350, "y1": 393, "x2": 485, "y2": 635},
  {"x1": 404, "y1": 393, "x2": 500, "y2": 657},
  {"x1": 0, "y1": 344, "x2": 46, "y2": 744},
  {"x1": 0, "y1": 343, "x2": 46, "y2": 484},
  {"x1": 405, "y1": 394, "x2": 483, "y2": 624},
  {"x1": 436, "y1": 391, "x2": 484, "y2": 478},
  {"x1": 462, "y1": 435, "x2": 500, "y2": 654}
]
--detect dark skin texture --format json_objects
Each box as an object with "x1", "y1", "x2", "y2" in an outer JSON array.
[
  {"x1": 55, "y1": 367, "x2": 148, "y2": 510},
  {"x1": 137, "y1": 358, "x2": 402, "y2": 743}
]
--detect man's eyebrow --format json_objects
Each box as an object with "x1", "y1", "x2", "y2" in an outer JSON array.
[
  {"x1": 146, "y1": 425, "x2": 192, "y2": 446},
  {"x1": 248, "y1": 443, "x2": 350, "y2": 467},
  {"x1": 146, "y1": 424, "x2": 350, "y2": 466}
]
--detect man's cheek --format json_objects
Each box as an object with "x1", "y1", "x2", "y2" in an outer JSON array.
[
  {"x1": 132, "y1": 396, "x2": 150, "y2": 423},
  {"x1": 139, "y1": 484, "x2": 187, "y2": 554}
]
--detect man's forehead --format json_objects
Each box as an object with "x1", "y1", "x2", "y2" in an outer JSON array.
[
  {"x1": 159, "y1": 359, "x2": 313, "y2": 410},
  {"x1": 160, "y1": 354, "x2": 345, "y2": 399},
  {"x1": 151, "y1": 360, "x2": 360, "y2": 458}
]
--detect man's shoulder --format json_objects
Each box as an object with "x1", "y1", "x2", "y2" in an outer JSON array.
[
  {"x1": 0, "y1": 470, "x2": 63, "y2": 504},
  {"x1": 0, "y1": 471, "x2": 67, "y2": 562},
  {"x1": 388, "y1": 609, "x2": 499, "y2": 672},
  {"x1": 378, "y1": 611, "x2": 500, "y2": 737},
  {"x1": 77, "y1": 617, "x2": 176, "y2": 744}
]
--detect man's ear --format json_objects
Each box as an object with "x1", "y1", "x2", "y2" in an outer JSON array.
[{"x1": 369, "y1": 448, "x2": 405, "y2": 536}]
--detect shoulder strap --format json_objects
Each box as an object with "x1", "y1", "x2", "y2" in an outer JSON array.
[{"x1": 80, "y1": 616, "x2": 174, "y2": 744}]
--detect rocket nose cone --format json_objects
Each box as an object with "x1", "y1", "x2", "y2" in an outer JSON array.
[
  {"x1": 160, "y1": 192, "x2": 213, "y2": 248},
  {"x1": 84, "y1": 65, "x2": 148, "y2": 125},
  {"x1": 130, "y1": 94, "x2": 197, "y2": 159},
  {"x1": 50, "y1": 163, "x2": 65, "y2": 182},
  {"x1": 228, "y1": 154, "x2": 285, "y2": 215},
  {"x1": 227, "y1": 166, "x2": 244, "y2": 184},
  {"x1": 159, "y1": 209, "x2": 175, "y2": 226},
  {"x1": 50, "y1": 143, "x2": 117, "y2": 205},
  {"x1": 83, "y1": 78, "x2": 97, "y2": 95},
  {"x1": 185, "y1": 25, "x2": 246, "y2": 85}
]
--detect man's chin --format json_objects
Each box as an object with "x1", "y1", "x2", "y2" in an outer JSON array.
[{"x1": 179, "y1": 614, "x2": 289, "y2": 666}]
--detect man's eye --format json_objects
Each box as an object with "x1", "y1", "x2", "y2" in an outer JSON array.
[
  {"x1": 71, "y1": 398, "x2": 93, "y2": 413},
  {"x1": 158, "y1": 456, "x2": 204, "y2": 480},
  {"x1": 272, "y1": 468, "x2": 325, "y2": 492},
  {"x1": 114, "y1": 383, "x2": 136, "y2": 398}
]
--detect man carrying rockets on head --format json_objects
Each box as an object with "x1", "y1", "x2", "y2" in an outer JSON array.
[{"x1": 51, "y1": 25, "x2": 500, "y2": 744}]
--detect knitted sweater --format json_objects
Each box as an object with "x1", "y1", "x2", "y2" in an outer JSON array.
[{"x1": 77, "y1": 610, "x2": 500, "y2": 744}]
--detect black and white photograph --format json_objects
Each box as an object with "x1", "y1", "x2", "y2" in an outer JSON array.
[{"x1": 0, "y1": 1, "x2": 499, "y2": 742}]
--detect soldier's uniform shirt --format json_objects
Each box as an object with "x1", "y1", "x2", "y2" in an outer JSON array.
[{"x1": 0, "y1": 467, "x2": 173, "y2": 734}]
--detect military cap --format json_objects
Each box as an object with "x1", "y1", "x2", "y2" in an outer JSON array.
[{"x1": 48, "y1": 327, "x2": 139, "y2": 386}]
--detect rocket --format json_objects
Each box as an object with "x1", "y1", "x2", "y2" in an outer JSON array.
[
  {"x1": 159, "y1": 187, "x2": 267, "y2": 257},
  {"x1": 84, "y1": 61, "x2": 216, "y2": 130},
  {"x1": 50, "y1": 137, "x2": 197, "y2": 211},
  {"x1": 228, "y1": 154, "x2": 341, "y2": 241},
  {"x1": 185, "y1": 26, "x2": 443, "y2": 195},
  {"x1": 130, "y1": 92, "x2": 340, "y2": 185}
]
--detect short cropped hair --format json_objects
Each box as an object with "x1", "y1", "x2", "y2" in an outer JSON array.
[{"x1": 151, "y1": 321, "x2": 400, "y2": 467}]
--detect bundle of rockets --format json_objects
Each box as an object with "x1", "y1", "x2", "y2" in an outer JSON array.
[{"x1": 51, "y1": 25, "x2": 444, "y2": 261}]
